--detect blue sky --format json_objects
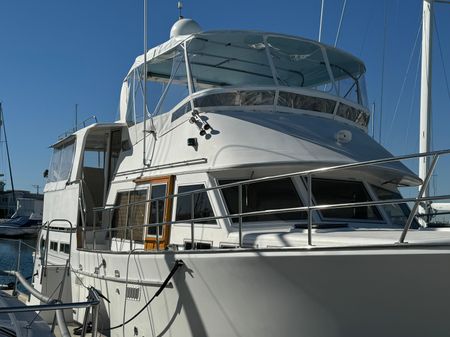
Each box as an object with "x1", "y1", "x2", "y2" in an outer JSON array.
[{"x1": 0, "y1": 0, "x2": 449, "y2": 193}]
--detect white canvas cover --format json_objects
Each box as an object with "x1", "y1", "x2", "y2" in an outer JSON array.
[{"x1": 119, "y1": 30, "x2": 366, "y2": 121}]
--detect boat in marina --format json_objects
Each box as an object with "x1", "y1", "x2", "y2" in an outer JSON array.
[
  {"x1": 0, "y1": 198, "x2": 43, "y2": 237},
  {"x1": 24, "y1": 1, "x2": 450, "y2": 336}
]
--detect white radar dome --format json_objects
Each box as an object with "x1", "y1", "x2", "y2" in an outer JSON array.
[{"x1": 170, "y1": 18, "x2": 202, "y2": 38}]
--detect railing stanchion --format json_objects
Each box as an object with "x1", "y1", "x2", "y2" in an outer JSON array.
[
  {"x1": 191, "y1": 193, "x2": 195, "y2": 250},
  {"x1": 156, "y1": 200, "x2": 160, "y2": 251},
  {"x1": 44, "y1": 222, "x2": 50, "y2": 277},
  {"x1": 399, "y1": 154, "x2": 439, "y2": 243},
  {"x1": 13, "y1": 240, "x2": 21, "y2": 296},
  {"x1": 307, "y1": 173, "x2": 313, "y2": 246},
  {"x1": 93, "y1": 216, "x2": 96, "y2": 251},
  {"x1": 91, "y1": 291, "x2": 100, "y2": 337},
  {"x1": 238, "y1": 184, "x2": 243, "y2": 248}
]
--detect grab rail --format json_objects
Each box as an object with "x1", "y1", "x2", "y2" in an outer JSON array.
[
  {"x1": 58, "y1": 115, "x2": 98, "y2": 139},
  {"x1": 43, "y1": 219, "x2": 74, "y2": 277},
  {"x1": 87, "y1": 149, "x2": 450, "y2": 250}
]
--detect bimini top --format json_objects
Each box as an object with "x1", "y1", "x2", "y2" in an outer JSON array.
[{"x1": 120, "y1": 20, "x2": 368, "y2": 121}]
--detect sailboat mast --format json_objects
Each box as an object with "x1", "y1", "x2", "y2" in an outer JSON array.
[
  {"x1": 419, "y1": 0, "x2": 433, "y2": 203},
  {"x1": 0, "y1": 103, "x2": 16, "y2": 208}
]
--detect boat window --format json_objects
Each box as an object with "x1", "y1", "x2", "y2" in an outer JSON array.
[
  {"x1": 371, "y1": 185, "x2": 416, "y2": 227},
  {"x1": 187, "y1": 33, "x2": 275, "y2": 87},
  {"x1": 219, "y1": 178, "x2": 305, "y2": 223},
  {"x1": 152, "y1": 51, "x2": 190, "y2": 116},
  {"x1": 175, "y1": 184, "x2": 216, "y2": 224},
  {"x1": 184, "y1": 241, "x2": 212, "y2": 250},
  {"x1": 277, "y1": 91, "x2": 335, "y2": 114},
  {"x1": 128, "y1": 48, "x2": 192, "y2": 123},
  {"x1": 59, "y1": 243, "x2": 70, "y2": 254},
  {"x1": 83, "y1": 150, "x2": 104, "y2": 169},
  {"x1": 50, "y1": 241, "x2": 58, "y2": 251},
  {"x1": 336, "y1": 103, "x2": 370, "y2": 127},
  {"x1": 48, "y1": 139, "x2": 75, "y2": 182},
  {"x1": 194, "y1": 90, "x2": 275, "y2": 108},
  {"x1": 112, "y1": 189, "x2": 148, "y2": 242},
  {"x1": 267, "y1": 36, "x2": 330, "y2": 89},
  {"x1": 171, "y1": 102, "x2": 191, "y2": 122},
  {"x1": 125, "y1": 68, "x2": 166, "y2": 125},
  {"x1": 148, "y1": 184, "x2": 166, "y2": 235},
  {"x1": 128, "y1": 189, "x2": 147, "y2": 241},
  {"x1": 326, "y1": 48, "x2": 368, "y2": 107},
  {"x1": 311, "y1": 179, "x2": 381, "y2": 220}
]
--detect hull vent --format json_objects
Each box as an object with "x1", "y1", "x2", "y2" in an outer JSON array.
[{"x1": 126, "y1": 286, "x2": 141, "y2": 301}]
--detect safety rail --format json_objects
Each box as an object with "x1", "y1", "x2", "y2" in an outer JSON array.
[
  {"x1": 0, "y1": 237, "x2": 36, "y2": 296},
  {"x1": 85, "y1": 149, "x2": 450, "y2": 251},
  {"x1": 57, "y1": 115, "x2": 98, "y2": 140}
]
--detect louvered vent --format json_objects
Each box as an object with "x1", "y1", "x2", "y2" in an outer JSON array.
[{"x1": 125, "y1": 286, "x2": 140, "y2": 301}]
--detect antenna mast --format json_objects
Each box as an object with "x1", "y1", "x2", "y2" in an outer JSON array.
[
  {"x1": 75, "y1": 103, "x2": 78, "y2": 131},
  {"x1": 178, "y1": 1, "x2": 183, "y2": 19}
]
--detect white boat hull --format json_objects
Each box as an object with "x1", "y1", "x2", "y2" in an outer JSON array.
[{"x1": 68, "y1": 245, "x2": 450, "y2": 337}]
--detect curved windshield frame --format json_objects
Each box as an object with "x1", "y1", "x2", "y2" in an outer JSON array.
[{"x1": 126, "y1": 32, "x2": 369, "y2": 124}]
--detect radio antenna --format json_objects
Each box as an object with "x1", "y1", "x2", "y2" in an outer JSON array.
[{"x1": 178, "y1": 1, "x2": 183, "y2": 19}]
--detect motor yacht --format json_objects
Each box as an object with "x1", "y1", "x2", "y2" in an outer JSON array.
[{"x1": 29, "y1": 16, "x2": 450, "y2": 337}]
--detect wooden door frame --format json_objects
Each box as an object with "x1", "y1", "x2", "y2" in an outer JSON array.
[{"x1": 134, "y1": 175, "x2": 175, "y2": 250}]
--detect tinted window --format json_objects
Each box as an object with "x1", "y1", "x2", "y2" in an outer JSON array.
[
  {"x1": 148, "y1": 184, "x2": 167, "y2": 235},
  {"x1": 312, "y1": 179, "x2": 381, "y2": 220},
  {"x1": 371, "y1": 185, "x2": 416, "y2": 227},
  {"x1": 128, "y1": 189, "x2": 148, "y2": 241},
  {"x1": 219, "y1": 178, "x2": 305, "y2": 223},
  {"x1": 112, "y1": 189, "x2": 148, "y2": 241},
  {"x1": 59, "y1": 243, "x2": 70, "y2": 254},
  {"x1": 176, "y1": 185, "x2": 216, "y2": 224},
  {"x1": 50, "y1": 241, "x2": 58, "y2": 251}
]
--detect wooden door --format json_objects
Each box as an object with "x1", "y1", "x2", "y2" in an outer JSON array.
[{"x1": 134, "y1": 176, "x2": 175, "y2": 250}]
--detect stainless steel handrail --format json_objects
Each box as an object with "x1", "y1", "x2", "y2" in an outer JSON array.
[
  {"x1": 88, "y1": 149, "x2": 450, "y2": 250},
  {"x1": 43, "y1": 219, "x2": 74, "y2": 277}
]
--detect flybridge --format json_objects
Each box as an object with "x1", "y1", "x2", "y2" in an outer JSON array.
[{"x1": 120, "y1": 21, "x2": 369, "y2": 125}]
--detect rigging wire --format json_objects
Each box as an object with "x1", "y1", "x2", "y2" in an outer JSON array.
[
  {"x1": 429, "y1": 11, "x2": 450, "y2": 197},
  {"x1": 318, "y1": 0, "x2": 325, "y2": 42},
  {"x1": 358, "y1": 1, "x2": 376, "y2": 56},
  {"x1": 334, "y1": 0, "x2": 347, "y2": 47},
  {"x1": 404, "y1": 50, "x2": 422, "y2": 150},
  {"x1": 386, "y1": 19, "x2": 422, "y2": 142},
  {"x1": 379, "y1": 0, "x2": 389, "y2": 144},
  {"x1": 433, "y1": 11, "x2": 450, "y2": 104}
]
